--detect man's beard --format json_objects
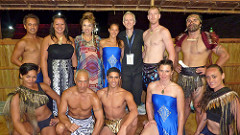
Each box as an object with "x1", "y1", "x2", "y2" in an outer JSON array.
[{"x1": 187, "y1": 24, "x2": 201, "y2": 32}]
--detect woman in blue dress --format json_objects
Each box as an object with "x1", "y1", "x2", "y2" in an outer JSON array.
[
  {"x1": 141, "y1": 59, "x2": 184, "y2": 135},
  {"x1": 100, "y1": 23, "x2": 124, "y2": 88}
]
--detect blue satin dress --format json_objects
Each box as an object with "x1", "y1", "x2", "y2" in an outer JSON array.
[
  {"x1": 102, "y1": 47, "x2": 121, "y2": 87},
  {"x1": 152, "y1": 94, "x2": 178, "y2": 135}
]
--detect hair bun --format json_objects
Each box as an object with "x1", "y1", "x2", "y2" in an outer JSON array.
[
  {"x1": 82, "y1": 12, "x2": 95, "y2": 21},
  {"x1": 80, "y1": 12, "x2": 96, "y2": 26}
]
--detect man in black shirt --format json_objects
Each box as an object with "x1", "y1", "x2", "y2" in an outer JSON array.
[{"x1": 118, "y1": 11, "x2": 145, "y2": 115}]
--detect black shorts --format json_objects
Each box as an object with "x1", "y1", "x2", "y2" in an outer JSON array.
[
  {"x1": 200, "y1": 125, "x2": 216, "y2": 135},
  {"x1": 38, "y1": 113, "x2": 54, "y2": 131}
]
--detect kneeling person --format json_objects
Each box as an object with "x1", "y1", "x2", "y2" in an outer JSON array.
[
  {"x1": 97, "y1": 67, "x2": 138, "y2": 135},
  {"x1": 56, "y1": 70, "x2": 104, "y2": 135}
]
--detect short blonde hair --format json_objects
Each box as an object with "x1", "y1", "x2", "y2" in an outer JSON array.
[
  {"x1": 148, "y1": 6, "x2": 160, "y2": 14},
  {"x1": 123, "y1": 11, "x2": 136, "y2": 23}
]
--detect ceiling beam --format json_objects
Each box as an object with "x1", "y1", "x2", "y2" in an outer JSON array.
[
  {"x1": 150, "y1": 0, "x2": 154, "y2": 6},
  {"x1": 0, "y1": 6, "x2": 239, "y2": 14},
  {"x1": 212, "y1": 0, "x2": 240, "y2": 1}
]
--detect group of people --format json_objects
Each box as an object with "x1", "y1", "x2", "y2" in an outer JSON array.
[{"x1": 3, "y1": 5, "x2": 240, "y2": 135}]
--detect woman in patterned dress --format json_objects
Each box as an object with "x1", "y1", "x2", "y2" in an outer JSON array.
[{"x1": 75, "y1": 12, "x2": 103, "y2": 92}]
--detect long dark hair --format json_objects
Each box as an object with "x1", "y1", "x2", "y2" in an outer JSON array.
[
  {"x1": 201, "y1": 64, "x2": 224, "y2": 109},
  {"x1": 50, "y1": 14, "x2": 72, "y2": 44},
  {"x1": 207, "y1": 64, "x2": 225, "y2": 83}
]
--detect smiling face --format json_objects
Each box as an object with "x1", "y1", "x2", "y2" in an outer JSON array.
[
  {"x1": 21, "y1": 70, "x2": 37, "y2": 86},
  {"x1": 186, "y1": 14, "x2": 202, "y2": 32},
  {"x1": 107, "y1": 72, "x2": 120, "y2": 88},
  {"x1": 24, "y1": 18, "x2": 39, "y2": 35},
  {"x1": 123, "y1": 13, "x2": 135, "y2": 30},
  {"x1": 158, "y1": 64, "x2": 173, "y2": 81},
  {"x1": 108, "y1": 24, "x2": 119, "y2": 38},
  {"x1": 206, "y1": 67, "x2": 225, "y2": 91},
  {"x1": 82, "y1": 19, "x2": 94, "y2": 35},
  {"x1": 53, "y1": 18, "x2": 66, "y2": 35}
]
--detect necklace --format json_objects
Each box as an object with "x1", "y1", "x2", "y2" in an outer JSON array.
[
  {"x1": 187, "y1": 38, "x2": 197, "y2": 41},
  {"x1": 187, "y1": 34, "x2": 200, "y2": 41},
  {"x1": 160, "y1": 81, "x2": 171, "y2": 94},
  {"x1": 150, "y1": 25, "x2": 159, "y2": 34},
  {"x1": 58, "y1": 36, "x2": 63, "y2": 45}
]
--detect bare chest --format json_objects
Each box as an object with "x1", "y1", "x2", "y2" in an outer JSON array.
[
  {"x1": 25, "y1": 40, "x2": 41, "y2": 52},
  {"x1": 103, "y1": 41, "x2": 117, "y2": 47},
  {"x1": 182, "y1": 39, "x2": 210, "y2": 55},
  {"x1": 68, "y1": 96, "x2": 92, "y2": 111},
  {"x1": 152, "y1": 85, "x2": 176, "y2": 98},
  {"x1": 102, "y1": 95, "x2": 125, "y2": 109},
  {"x1": 144, "y1": 31, "x2": 163, "y2": 47}
]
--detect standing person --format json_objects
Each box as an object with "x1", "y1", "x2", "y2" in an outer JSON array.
[
  {"x1": 75, "y1": 12, "x2": 103, "y2": 92},
  {"x1": 41, "y1": 14, "x2": 77, "y2": 116},
  {"x1": 141, "y1": 59, "x2": 184, "y2": 135},
  {"x1": 174, "y1": 14, "x2": 230, "y2": 127},
  {"x1": 100, "y1": 23, "x2": 124, "y2": 88},
  {"x1": 11, "y1": 14, "x2": 43, "y2": 82},
  {"x1": 3, "y1": 63, "x2": 60, "y2": 135},
  {"x1": 56, "y1": 70, "x2": 104, "y2": 135},
  {"x1": 118, "y1": 11, "x2": 145, "y2": 114},
  {"x1": 97, "y1": 67, "x2": 138, "y2": 135},
  {"x1": 142, "y1": 6, "x2": 175, "y2": 91},
  {"x1": 195, "y1": 64, "x2": 240, "y2": 135}
]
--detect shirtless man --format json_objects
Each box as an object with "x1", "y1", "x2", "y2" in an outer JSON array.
[
  {"x1": 56, "y1": 70, "x2": 104, "y2": 135},
  {"x1": 97, "y1": 67, "x2": 138, "y2": 135},
  {"x1": 142, "y1": 6, "x2": 175, "y2": 90},
  {"x1": 11, "y1": 14, "x2": 43, "y2": 82},
  {"x1": 174, "y1": 14, "x2": 230, "y2": 127}
]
